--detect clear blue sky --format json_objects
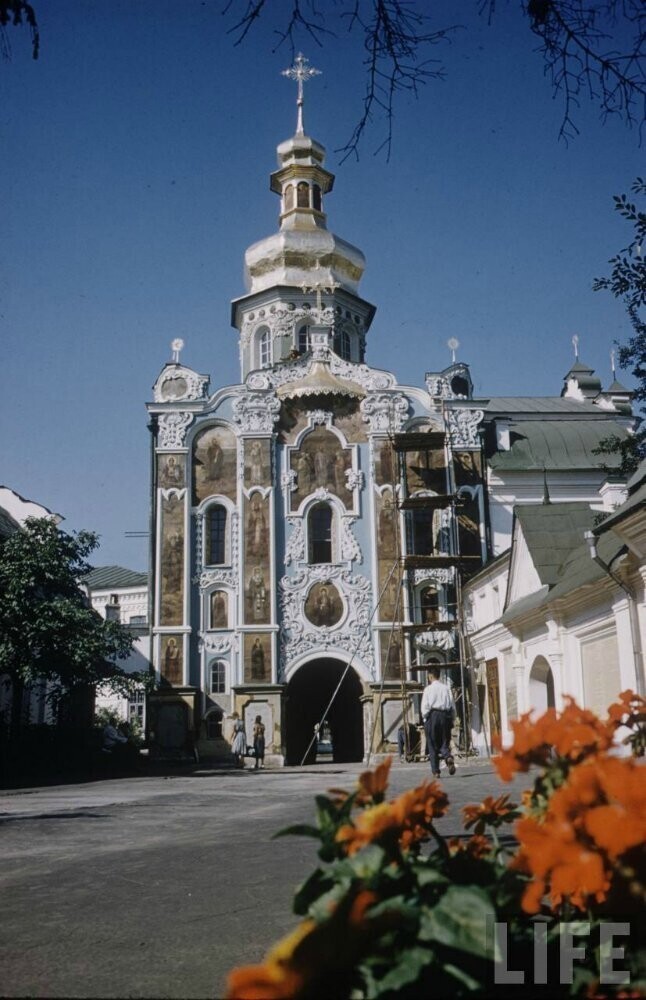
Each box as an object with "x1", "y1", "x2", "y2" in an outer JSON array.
[{"x1": 2, "y1": 1, "x2": 643, "y2": 571}]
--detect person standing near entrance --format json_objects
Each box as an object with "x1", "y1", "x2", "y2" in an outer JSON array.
[
  {"x1": 252, "y1": 715, "x2": 265, "y2": 770},
  {"x1": 421, "y1": 667, "x2": 456, "y2": 778},
  {"x1": 230, "y1": 713, "x2": 247, "y2": 769}
]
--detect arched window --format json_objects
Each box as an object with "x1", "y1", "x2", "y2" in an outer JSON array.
[
  {"x1": 312, "y1": 184, "x2": 322, "y2": 211},
  {"x1": 333, "y1": 329, "x2": 351, "y2": 361},
  {"x1": 297, "y1": 181, "x2": 309, "y2": 208},
  {"x1": 284, "y1": 184, "x2": 295, "y2": 212},
  {"x1": 210, "y1": 661, "x2": 226, "y2": 695},
  {"x1": 451, "y1": 375, "x2": 470, "y2": 397},
  {"x1": 420, "y1": 586, "x2": 439, "y2": 624},
  {"x1": 298, "y1": 324, "x2": 310, "y2": 355},
  {"x1": 257, "y1": 326, "x2": 271, "y2": 367},
  {"x1": 308, "y1": 503, "x2": 333, "y2": 564},
  {"x1": 206, "y1": 505, "x2": 226, "y2": 565}
]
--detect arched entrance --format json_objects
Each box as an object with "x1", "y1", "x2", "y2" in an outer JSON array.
[
  {"x1": 284, "y1": 658, "x2": 364, "y2": 766},
  {"x1": 529, "y1": 656, "x2": 555, "y2": 713}
]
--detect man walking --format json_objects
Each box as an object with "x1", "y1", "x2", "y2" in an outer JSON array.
[{"x1": 420, "y1": 667, "x2": 456, "y2": 778}]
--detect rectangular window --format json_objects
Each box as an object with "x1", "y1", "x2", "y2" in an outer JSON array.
[
  {"x1": 207, "y1": 506, "x2": 226, "y2": 565},
  {"x1": 210, "y1": 661, "x2": 226, "y2": 695}
]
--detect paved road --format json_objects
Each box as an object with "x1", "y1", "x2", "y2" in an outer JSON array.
[{"x1": 0, "y1": 759, "x2": 526, "y2": 999}]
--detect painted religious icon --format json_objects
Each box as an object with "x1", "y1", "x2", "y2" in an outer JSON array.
[
  {"x1": 160, "y1": 635, "x2": 183, "y2": 686},
  {"x1": 244, "y1": 439, "x2": 271, "y2": 488},
  {"x1": 160, "y1": 495, "x2": 184, "y2": 625},
  {"x1": 158, "y1": 454, "x2": 185, "y2": 489},
  {"x1": 245, "y1": 564, "x2": 269, "y2": 624},
  {"x1": 290, "y1": 427, "x2": 352, "y2": 509},
  {"x1": 244, "y1": 633, "x2": 271, "y2": 684},
  {"x1": 304, "y1": 581, "x2": 343, "y2": 628},
  {"x1": 192, "y1": 425, "x2": 237, "y2": 503},
  {"x1": 210, "y1": 590, "x2": 228, "y2": 629},
  {"x1": 381, "y1": 634, "x2": 404, "y2": 681},
  {"x1": 374, "y1": 440, "x2": 395, "y2": 486},
  {"x1": 245, "y1": 494, "x2": 269, "y2": 563}
]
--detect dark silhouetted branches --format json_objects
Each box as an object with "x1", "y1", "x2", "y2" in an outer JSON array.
[
  {"x1": 0, "y1": 0, "x2": 38, "y2": 60},
  {"x1": 223, "y1": 1, "x2": 645, "y2": 157}
]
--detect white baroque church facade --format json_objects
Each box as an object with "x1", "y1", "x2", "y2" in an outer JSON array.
[{"x1": 145, "y1": 74, "x2": 639, "y2": 765}]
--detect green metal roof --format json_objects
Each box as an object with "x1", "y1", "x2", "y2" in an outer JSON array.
[
  {"x1": 84, "y1": 565, "x2": 148, "y2": 590},
  {"x1": 514, "y1": 502, "x2": 597, "y2": 586},
  {"x1": 480, "y1": 396, "x2": 609, "y2": 415},
  {"x1": 502, "y1": 502, "x2": 624, "y2": 622},
  {"x1": 489, "y1": 420, "x2": 627, "y2": 472}
]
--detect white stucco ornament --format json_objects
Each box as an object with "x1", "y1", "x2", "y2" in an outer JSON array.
[
  {"x1": 445, "y1": 408, "x2": 484, "y2": 449},
  {"x1": 279, "y1": 566, "x2": 374, "y2": 678},
  {"x1": 157, "y1": 411, "x2": 194, "y2": 449},
  {"x1": 153, "y1": 365, "x2": 210, "y2": 403},
  {"x1": 360, "y1": 393, "x2": 409, "y2": 432},
  {"x1": 232, "y1": 393, "x2": 281, "y2": 433}
]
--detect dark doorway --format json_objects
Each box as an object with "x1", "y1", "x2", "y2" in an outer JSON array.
[{"x1": 284, "y1": 659, "x2": 364, "y2": 766}]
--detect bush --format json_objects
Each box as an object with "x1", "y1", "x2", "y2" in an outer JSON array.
[{"x1": 226, "y1": 693, "x2": 646, "y2": 999}]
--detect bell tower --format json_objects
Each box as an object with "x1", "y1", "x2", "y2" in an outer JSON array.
[{"x1": 231, "y1": 55, "x2": 376, "y2": 380}]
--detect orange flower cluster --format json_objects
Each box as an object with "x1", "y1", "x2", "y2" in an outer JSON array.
[
  {"x1": 494, "y1": 697, "x2": 613, "y2": 781},
  {"x1": 226, "y1": 891, "x2": 383, "y2": 999},
  {"x1": 447, "y1": 833, "x2": 492, "y2": 860},
  {"x1": 607, "y1": 689, "x2": 646, "y2": 727},
  {"x1": 336, "y1": 780, "x2": 449, "y2": 856},
  {"x1": 462, "y1": 794, "x2": 518, "y2": 834},
  {"x1": 513, "y1": 754, "x2": 646, "y2": 914},
  {"x1": 226, "y1": 920, "x2": 314, "y2": 999},
  {"x1": 354, "y1": 756, "x2": 392, "y2": 806}
]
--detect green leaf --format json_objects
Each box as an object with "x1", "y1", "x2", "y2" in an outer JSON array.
[
  {"x1": 272, "y1": 823, "x2": 321, "y2": 840},
  {"x1": 347, "y1": 844, "x2": 387, "y2": 879},
  {"x1": 412, "y1": 864, "x2": 450, "y2": 888},
  {"x1": 372, "y1": 946, "x2": 434, "y2": 994},
  {"x1": 293, "y1": 868, "x2": 335, "y2": 915},
  {"x1": 419, "y1": 885, "x2": 496, "y2": 960}
]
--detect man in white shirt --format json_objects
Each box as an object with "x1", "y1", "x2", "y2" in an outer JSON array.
[{"x1": 420, "y1": 667, "x2": 456, "y2": 778}]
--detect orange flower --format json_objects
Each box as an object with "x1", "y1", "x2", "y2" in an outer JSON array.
[
  {"x1": 355, "y1": 756, "x2": 392, "y2": 806},
  {"x1": 226, "y1": 962, "x2": 303, "y2": 1000},
  {"x1": 336, "y1": 780, "x2": 448, "y2": 855},
  {"x1": 462, "y1": 794, "x2": 518, "y2": 834},
  {"x1": 348, "y1": 890, "x2": 378, "y2": 926},
  {"x1": 226, "y1": 920, "x2": 315, "y2": 999},
  {"x1": 448, "y1": 833, "x2": 492, "y2": 859},
  {"x1": 494, "y1": 698, "x2": 613, "y2": 781},
  {"x1": 606, "y1": 689, "x2": 646, "y2": 726},
  {"x1": 512, "y1": 755, "x2": 646, "y2": 913}
]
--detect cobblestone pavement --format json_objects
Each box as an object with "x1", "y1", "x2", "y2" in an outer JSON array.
[{"x1": 0, "y1": 758, "x2": 527, "y2": 998}]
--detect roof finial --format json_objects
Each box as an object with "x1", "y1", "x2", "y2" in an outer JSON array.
[
  {"x1": 171, "y1": 338, "x2": 184, "y2": 364},
  {"x1": 610, "y1": 348, "x2": 616, "y2": 377},
  {"x1": 572, "y1": 333, "x2": 579, "y2": 360},
  {"x1": 282, "y1": 53, "x2": 321, "y2": 135},
  {"x1": 447, "y1": 337, "x2": 460, "y2": 364}
]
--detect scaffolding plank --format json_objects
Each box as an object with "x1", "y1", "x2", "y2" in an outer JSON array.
[
  {"x1": 392, "y1": 432, "x2": 446, "y2": 450},
  {"x1": 399, "y1": 495, "x2": 456, "y2": 509},
  {"x1": 401, "y1": 621, "x2": 456, "y2": 633}
]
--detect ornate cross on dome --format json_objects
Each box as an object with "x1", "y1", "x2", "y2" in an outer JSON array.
[
  {"x1": 301, "y1": 261, "x2": 340, "y2": 312},
  {"x1": 282, "y1": 53, "x2": 321, "y2": 136},
  {"x1": 171, "y1": 338, "x2": 184, "y2": 364}
]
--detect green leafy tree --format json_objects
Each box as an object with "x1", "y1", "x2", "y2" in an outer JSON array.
[
  {"x1": 593, "y1": 177, "x2": 646, "y2": 475},
  {"x1": 0, "y1": 517, "x2": 140, "y2": 741}
]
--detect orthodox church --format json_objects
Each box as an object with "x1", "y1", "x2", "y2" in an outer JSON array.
[{"x1": 145, "y1": 57, "x2": 638, "y2": 765}]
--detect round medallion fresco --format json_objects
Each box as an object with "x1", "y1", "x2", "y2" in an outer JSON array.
[{"x1": 304, "y1": 581, "x2": 343, "y2": 628}]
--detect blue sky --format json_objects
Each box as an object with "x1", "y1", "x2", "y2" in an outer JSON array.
[{"x1": 2, "y1": 1, "x2": 643, "y2": 571}]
